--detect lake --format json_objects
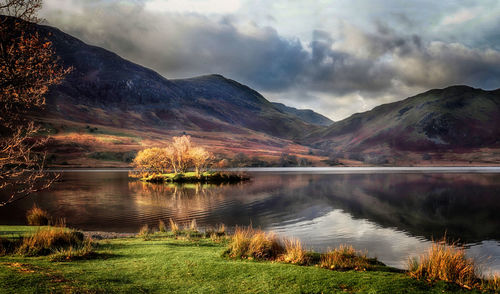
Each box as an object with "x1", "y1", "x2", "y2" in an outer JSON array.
[{"x1": 1, "y1": 167, "x2": 499, "y2": 274}]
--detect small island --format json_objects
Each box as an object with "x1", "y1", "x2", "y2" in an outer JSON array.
[{"x1": 130, "y1": 135, "x2": 249, "y2": 184}]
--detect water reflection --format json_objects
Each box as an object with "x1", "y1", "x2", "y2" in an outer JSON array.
[{"x1": 0, "y1": 170, "x2": 499, "y2": 272}]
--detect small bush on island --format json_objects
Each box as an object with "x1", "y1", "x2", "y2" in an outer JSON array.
[{"x1": 26, "y1": 205, "x2": 50, "y2": 226}]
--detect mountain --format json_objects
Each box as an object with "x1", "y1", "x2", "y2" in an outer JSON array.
[
  {"x1": 29, "y1": 20, "x2": 324, "y2": 140},
  {"x1": 304, "y1": 85, "x2": 500, "y2": 163},
  {"x1": 5, "y1": 16, "x2": 500, "y2": 166},
  {"x1": 271, "y1": 103, "x2": 333, "y2": 126}
]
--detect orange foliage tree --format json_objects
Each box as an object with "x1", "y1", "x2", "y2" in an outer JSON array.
[
  {"x1": 133, "y1": 136, "x2": 214, "y2": 176},
  {"x1": 0, "y1": 0, "x2": 70, "y2": 206}
]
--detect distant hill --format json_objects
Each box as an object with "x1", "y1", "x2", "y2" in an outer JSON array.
[
  {"x1": 304, "y1": 85, "x2": 500, "y2": 163},
  {"x1": 271, "y1": 103, "x2": 333, "y2": 126}
]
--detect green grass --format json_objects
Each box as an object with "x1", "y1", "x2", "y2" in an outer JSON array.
[
  {"x1": 0, "y1": 226, "x2": 483, "y2": 293},
  {"x1": 140, "y1": 171, "x2": 249, "y2": 184}
]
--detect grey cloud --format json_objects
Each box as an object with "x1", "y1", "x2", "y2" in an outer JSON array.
[{"x1": 40, "y1": 0, "x2": 500, "y2": 120}]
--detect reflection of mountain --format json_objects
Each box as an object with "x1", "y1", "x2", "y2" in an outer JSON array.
[
  {"x1": 238, "y1": 173, "x2": 500, "y2": 243},
  {"x1": 1, "y1": 171, "x2": 498, "y2": 244}
]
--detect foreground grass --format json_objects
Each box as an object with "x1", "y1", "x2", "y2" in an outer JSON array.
[{"x1": 0, "y1": 226, "x2": 485, "y2": 293}]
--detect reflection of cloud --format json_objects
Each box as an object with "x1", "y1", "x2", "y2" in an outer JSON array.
[{"x1": 269, "y1": 209, "x2": 500, "y2": 274}]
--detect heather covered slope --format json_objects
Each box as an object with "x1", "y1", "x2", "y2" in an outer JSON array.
[{"x1": 305, "y1": 86, "x2": 500, "y2": 161}]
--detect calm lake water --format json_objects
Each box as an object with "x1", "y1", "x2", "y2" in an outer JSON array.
[{"x1": 1, "y1": 167, "x2": 499, "y2": 273}]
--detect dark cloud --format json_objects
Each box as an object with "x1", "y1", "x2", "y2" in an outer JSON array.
[{"x1": 40, "y1": 0, "x2": 500, "y2": 120}]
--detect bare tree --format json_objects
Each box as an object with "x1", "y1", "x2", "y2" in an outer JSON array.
[{"x1": 0, "y1": 0, "x2": 70, "y2": 206}]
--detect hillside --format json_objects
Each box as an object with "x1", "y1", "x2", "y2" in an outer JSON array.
[
  {"x1": 0, "y1": 16, "x2": 332, "y2": 166},
  {"x1": 304, "y1": 85, "x2": 500, "y2": 164},
  {"x1": 4, "y1": 16, "x2": 500, "y2": 166},
  {"x1": 32, "y1": 20, "x2": 322, "y2": 139},
  {"x1": 272, "y1": 102, "x2": 333, "y2": 126}
]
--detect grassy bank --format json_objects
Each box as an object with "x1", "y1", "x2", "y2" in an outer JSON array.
[
  {"x1": 139, "y1": 171, "x2": 250, "y2": 184},
  {"x1": 0, "y1": 226, "x2": 488, "y2": 293}
]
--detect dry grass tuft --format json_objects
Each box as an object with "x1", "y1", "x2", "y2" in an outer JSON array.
[
  {"x1": 217, "y1": 224, "x2": 226, "y2": 235},
  {"x1": 158, "y1": 220, "x2": 167, "y2": 232},
  {"x1": 0, "y1": 237, "x2": 21, "y2": 256},
  {"x1": 280, "y1": 238, "x2": 311, "y2": 265},
  {"x1": 226, "y1": 226, "x2": 284, "y2": 260},
  {"x1": 169, "y1": 218, "x2": 179, "y2": 234},
  {"x1": 138, "y1": 224, "x2": 151, "y2": 239},
  {"x1": 320, "y1": 245, "x2": 372, "y2": 271},
  {"x1": 26, "y1": 205, "x2": 50, "y2": 226},
  {"x1": 407, "y1": 240, "x2": 479, "y2": 289},
  {"x1": 49, "y1": 239, "x2": 96, "y2": 262},
  {"x1": 189, "y1": 219, "x2": 198, "y2": 232},
  {"x1": 482, "y1": 275, "x2": 500, "y2": 292},
  {"x1": 16, "y1": 227, "x2": 85, "y2": 256}
]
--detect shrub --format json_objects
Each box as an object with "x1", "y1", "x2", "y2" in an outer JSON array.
[
  {"x1": 226, "y1": 227, "x2": 284, "y2": 260},
  {"x1": 320, "y1": 245, "x2": 372, "y2": 271},
  {"x1": 26, "y1": 205, "x2": 50, "y2": 226},
  {"x1": 408, "y1": 241, "x2": 479, "y2": 289},
  {"x1": 16, "y1": 227, "x2": 85, "y2": 256},
  {"x1": 158, "y1": 220, "x2": 167, "y2": 232},
  {"x1": 280, "y1": 238, "x2": 311, "y2": 265}
]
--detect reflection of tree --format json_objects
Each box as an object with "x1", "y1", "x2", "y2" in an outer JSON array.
[{"x1": 128, "y1": 181, "x2": 228, "y2": 218}]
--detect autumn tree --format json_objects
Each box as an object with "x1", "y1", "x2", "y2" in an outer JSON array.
[
  {"x1": 189, "y1": 146, "x2": 213, "y2": 175},
  {"x1": 171, "y1": 135, "x2": 192, "y2": 173},
  {"x1": 133, "y1": 136, "x2": 213, "y2": 176},
  {"x1": 0, "y1": 0, "x2": 70, "y2": 206},
  {"x1": 132, "y1": 147, "x2": 170, "y2": 174}
]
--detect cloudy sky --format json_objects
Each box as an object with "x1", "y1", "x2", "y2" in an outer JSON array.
[{"x1": 40, "y1": 0, "x2": 500, "y2": 120}]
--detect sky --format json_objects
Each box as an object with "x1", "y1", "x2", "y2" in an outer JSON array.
[{"x1": 39, "y1": 0, "x2": 500, "y2": 121}]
